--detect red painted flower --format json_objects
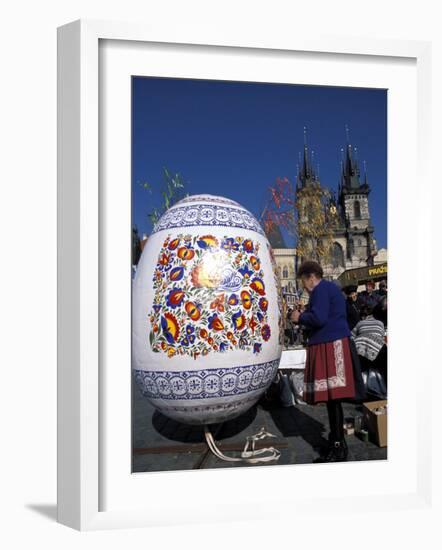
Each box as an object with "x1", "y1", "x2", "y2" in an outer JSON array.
[
  {"x1": 250, "y1": 256, "x2": 260, "y2": 271},
  {"x1": 249, "y1": 316, "x2": 258, "y2": 333},
  {"x1": 177, "y1": 247, "x2": 195, "y2": 260},
  {"x1": 208, "y1": 314, "x2": 224, "y2": 331},
  {"x1": 261, "y1": 324, "x2": 271, "y2": 341},
  {"x1": 240, "y1": 290, "x2": 252, "y2": 310},
  {"x1": 168, "y1": 238, "x2": 180, "y2": 250},
  {"x1": 250, "y1": 278, "x2": 265, "y2": 296},
  {"x1": 185, "y1": 301, "x2": 201, "y2": 321},
  {"x1": 210, "y1": 294, "x2": 225, "y2": 312},
  {"x1": 243, "y1": 239, "x2": 254, "y2": 253},
  {"x1": 159, "y1": 252, "x2": 171, "y2": 266}
]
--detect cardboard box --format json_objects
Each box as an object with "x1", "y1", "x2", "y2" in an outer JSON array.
[{"x1": 363, "y1": 400, "x2": 387, "y2": 447}]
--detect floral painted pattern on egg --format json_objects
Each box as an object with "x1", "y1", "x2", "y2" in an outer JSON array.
[{"x1": 132, "y1": 194, "x2": 283, "y2": 425}]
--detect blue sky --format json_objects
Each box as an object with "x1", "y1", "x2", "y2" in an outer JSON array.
[{"x1": 132, "y1": 77, "x2": 387, "y2": 249}]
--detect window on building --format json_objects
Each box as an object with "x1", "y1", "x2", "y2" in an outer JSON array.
[
  {"x1": 354, "y1": 200, "x2": 361, "y2": 219},
  {"x1": 282, "y1": 265, "x2": 289, "y2": 279},
  {"x1": 332, "y1": 242, "x2": 345, "y2": 268}
]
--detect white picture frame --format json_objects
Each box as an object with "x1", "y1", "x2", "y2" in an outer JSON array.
[{"x1": 57, "y1": 19, "x2": 432, "y2": 531}]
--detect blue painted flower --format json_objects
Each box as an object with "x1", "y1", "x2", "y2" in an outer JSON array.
[
  {"x1": 169, "y1": 266, "x2": 185, "y2": 282},
  {"x1": 166, "y1": 288, "x2": 185, "y2": 309},
  {"x1": 161, "y1": 313, "x2": 180, "y2": 344},
  {"x1": 185, "y1": 325, "x2": 196, "y2": 344},
  {"x1": 253, "y1": 343, "x2": 262, "y2": 354},
  {"x1": 221, "y1": 237, "x2": 239, "y2": 252},
  {"x1": 257, "y1": 311, "x2": 264, "y2": 322},
  {"x1": 232, "y1": 311, "x2": 246, "y2": 331},
  {"x1": 197, "y1": 235, "x2": 218, "y2": 249},
  {"x1": 238, "y1": 266, "x2": 253, "y2": 279},
  {"x1": 220, "y1": 342, "x2": 228, "y2": 352},
  {"x1": 153, "y1": 304, "x2": 161, "y2": 314},
  {"x1": 227, "y1": 293, "x2": 239, "y2": 306}
]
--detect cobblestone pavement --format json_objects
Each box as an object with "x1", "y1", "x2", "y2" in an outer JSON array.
[{"x1": 133, "y1": 384, "x2": 387, "y2": 473}]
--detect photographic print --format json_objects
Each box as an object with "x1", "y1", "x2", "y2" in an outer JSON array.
[{"x1": 131, "y1": 77, "x2": 387, "y2": 472}]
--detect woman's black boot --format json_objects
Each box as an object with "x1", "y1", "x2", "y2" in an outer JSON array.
[
  {"x1": 316, "y1": 399, "x2": 348, "y2": 462},
  {"x1": 314, "y1": 439, "x2": 348, "y2": 463}
]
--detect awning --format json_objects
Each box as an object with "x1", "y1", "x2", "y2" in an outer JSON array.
[{"x1": 337, "y1": 262, "x2": 387, "y2": 287}]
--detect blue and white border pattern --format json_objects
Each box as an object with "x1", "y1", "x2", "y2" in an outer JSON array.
[
  {"x1": 134, "y1": 359, "x2": 279, "y2": 401},
  {"x1": 175, "y1": 195, "x2": 241, "y2": 207},
  {"x1": 152, "y1": 204, "x2": 265, "y2": 236},
  {"x1": 153, "y1": 393, "x2": 259, "y2": 419}
]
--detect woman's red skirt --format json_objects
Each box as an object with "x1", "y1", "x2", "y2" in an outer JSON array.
[{"x1": 303, "y1": 337, "x2": 356, "y2": 404}]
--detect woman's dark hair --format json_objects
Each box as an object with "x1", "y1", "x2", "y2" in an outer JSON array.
[
  {"x1": 297, "y1": 260, "x2": 323, "y2": 279},
  {"x1": 343, "y1": 284, "x2": 358, "y2": 296}
]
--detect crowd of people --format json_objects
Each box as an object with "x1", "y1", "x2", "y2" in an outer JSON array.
[
  {"x1": 284, "y1": 263, "x2": 388, "y2": 462},
  {"x1": 344, "y1": 280, "x2": 388, "y2": 390}
]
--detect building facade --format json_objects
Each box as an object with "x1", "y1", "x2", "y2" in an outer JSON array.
[
  {"x1": 265, "y1": 130, "x2": 384, "y2": 286},
  {"x1": 295, "y1": 134, "x2": 379, "y2": 280}
]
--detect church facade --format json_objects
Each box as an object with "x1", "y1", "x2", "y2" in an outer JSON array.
[
  {"x1": 295, "y1": 133, "x2": 378, "y2": 280},
  {"x1": 267, "y1": 131, "x2": 381, "y2": 286}
]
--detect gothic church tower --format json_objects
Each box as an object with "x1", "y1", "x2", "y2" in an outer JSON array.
[{"x1": 337, "y1": 136, "x2": 377, "y2": 268}]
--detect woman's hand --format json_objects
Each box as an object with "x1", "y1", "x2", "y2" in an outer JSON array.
[{"x1": 290, "y1": 309, "x2": 301, "y2": 324}]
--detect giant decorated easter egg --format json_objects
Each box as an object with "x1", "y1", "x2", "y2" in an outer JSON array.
[{"x1": 132, "y1": 194, "x2": 283, "y2": 425}]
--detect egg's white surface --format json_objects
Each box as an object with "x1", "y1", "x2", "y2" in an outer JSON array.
[{"x1": 132, "y1": 194, "x2": 283, "y2": 425}]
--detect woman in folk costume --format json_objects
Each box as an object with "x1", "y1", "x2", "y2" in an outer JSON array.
[{"x1": 291, "y1": 261, "x2": 364, "y2": 462}]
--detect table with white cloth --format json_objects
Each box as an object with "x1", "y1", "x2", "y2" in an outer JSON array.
[{"x1": 277, "y1": 347, "x2": 307, "y2": 405}]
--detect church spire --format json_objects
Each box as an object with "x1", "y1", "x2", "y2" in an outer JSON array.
[
  {"x1": 298, "y1": 126, "x2": 317, "y2": 187},
  {"x1": 342, "y1": 126, "x2": 361, "y2": 189}
]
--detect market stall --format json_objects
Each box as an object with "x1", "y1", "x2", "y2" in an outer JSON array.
[{"x1": 337, "y1": 262, "x2": 387, "y2": 289}]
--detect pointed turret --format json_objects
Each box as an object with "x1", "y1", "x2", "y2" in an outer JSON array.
[
  {"x1": 342, "y1": 142, "x2": 360, "y2": 189},
  {"x1": 339, "y1": 127, "x2": 369, "y2": 193},
  {"x1": 298, "y1": 127, "x2": 318, "y2": 187}
]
